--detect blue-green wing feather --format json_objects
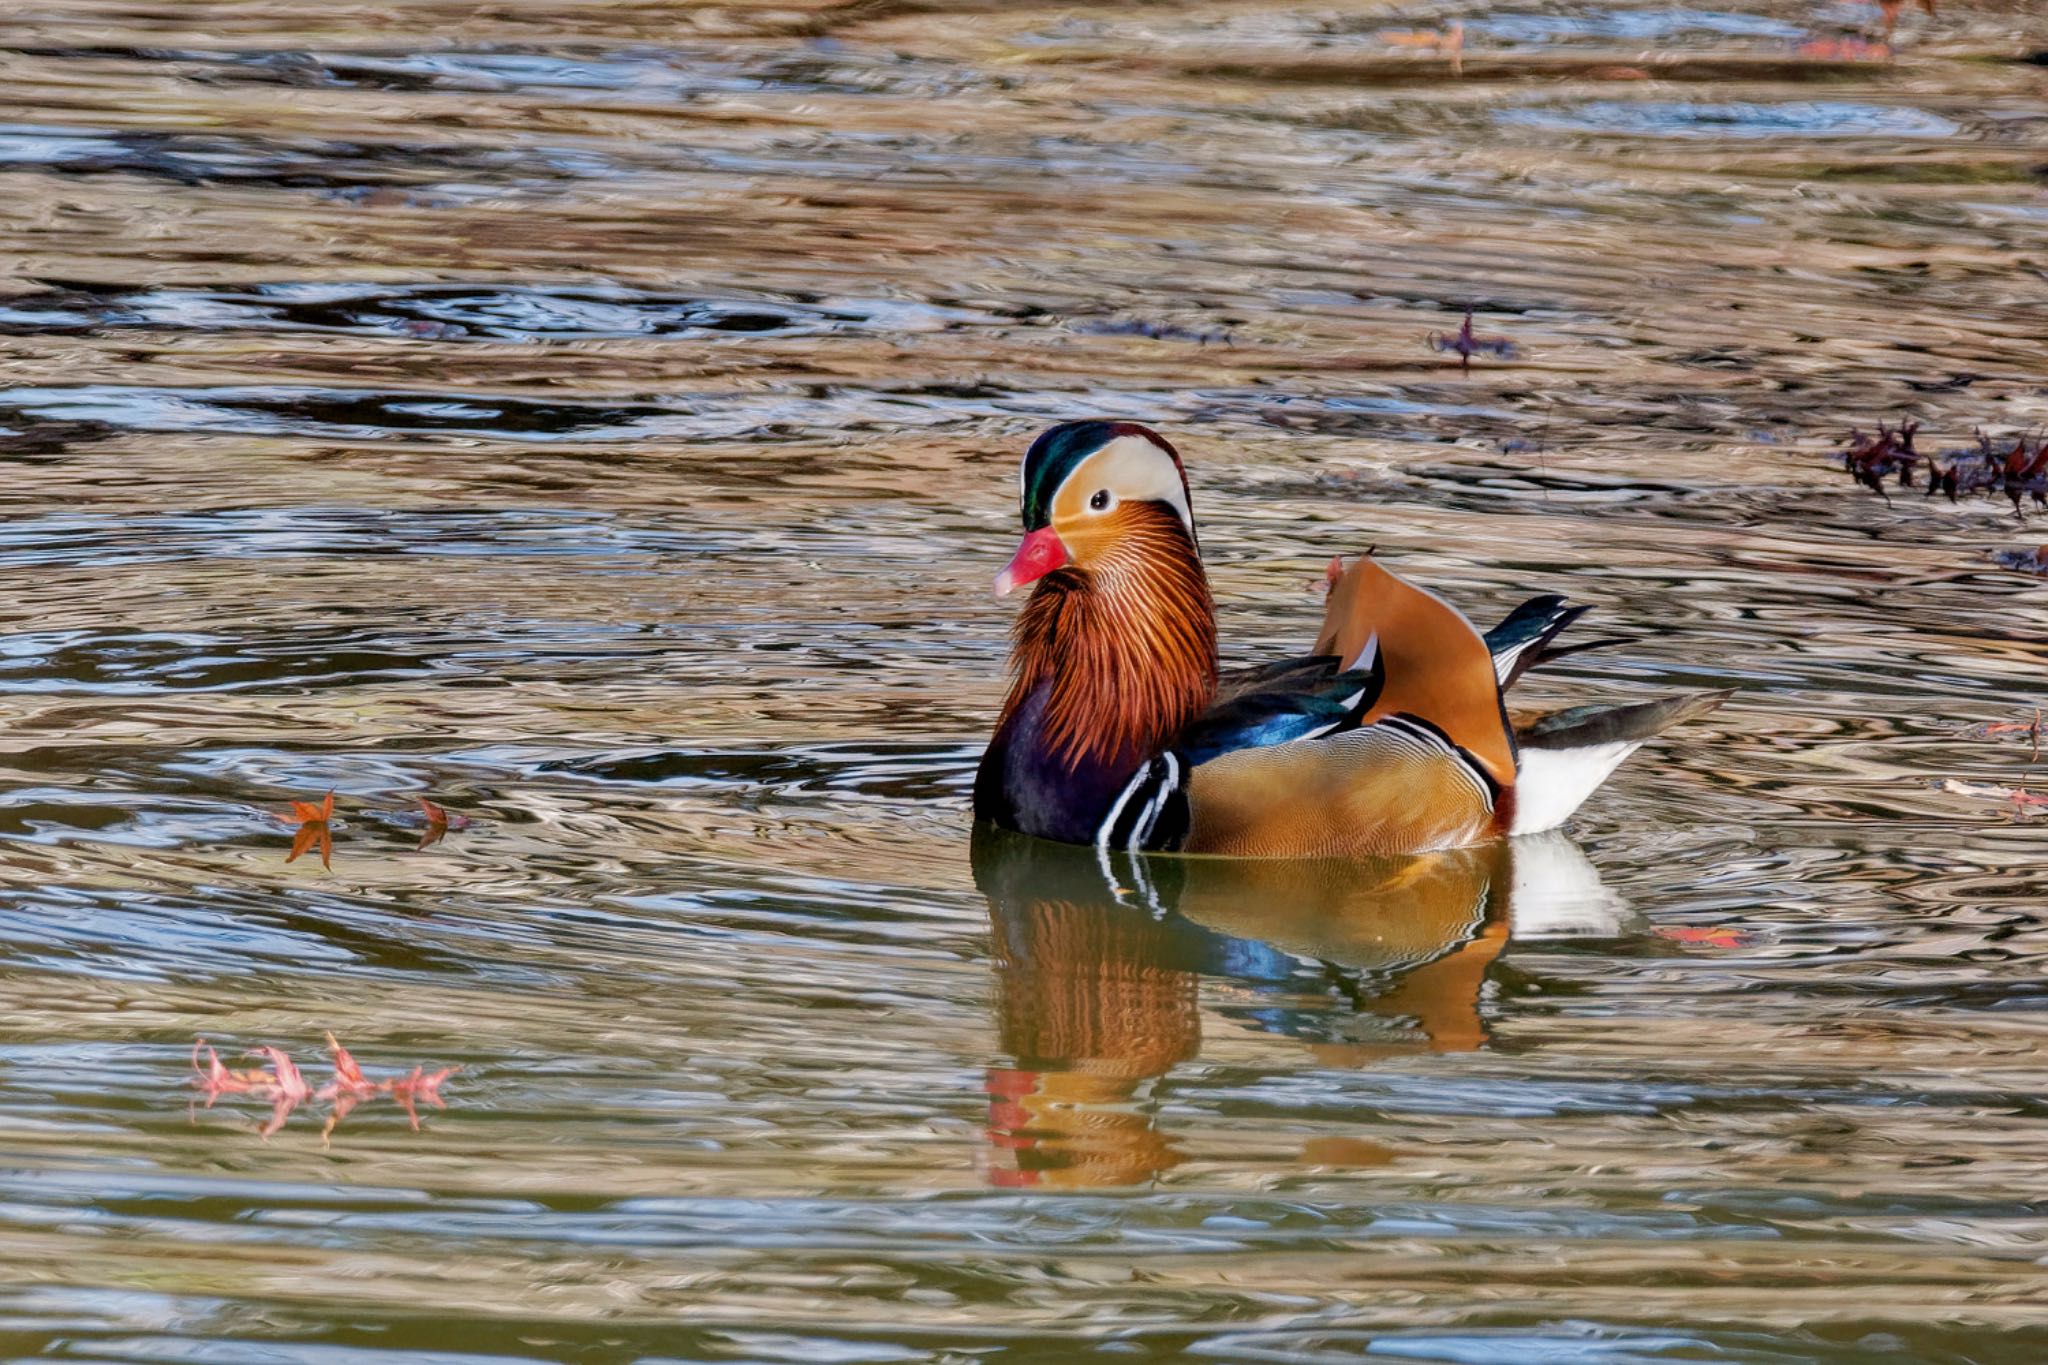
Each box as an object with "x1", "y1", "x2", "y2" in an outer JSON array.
[{"x1": 1178, "y1": 653, "x2": 1385, "y2": 766}]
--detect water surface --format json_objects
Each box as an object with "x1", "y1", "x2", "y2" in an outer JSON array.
[{"x1": 1, "y1": 0, "x2": 2046, "y2": 1360}]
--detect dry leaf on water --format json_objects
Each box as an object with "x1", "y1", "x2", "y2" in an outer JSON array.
[
  {"x1": 1796, "y1": 36, "x2": 1891, "y2": 62},
  {"x1": 1654, "y1": 926, "x2": 1759, "y2": 949},
  {"x1": 249, "y1": 1044, "x2": 312, "y2": 1138},
  {"x1": 192, "y1": 1039, "x2": 312, "y2": 1138},
  {"x1": 1839, "y1": 422, "x2": 2048, "y2": 515},
  {"x1": 316, "y1": 1032, "x2": 382, "y2": 1143},
  {"x1": 1427, "y1": 307, "x2": 1516, "y2": 373},
  {"x1": 1939, "y1": 778, "x2": 2048, "y2": 812},
  {"x1": 1969, "y1": 711, "x2": 2042, "y2": 762},
  {"x1": 1381, "y1": 21, "x2": 1463, "y2": 76},
  {"x1": 415, "y1": 797, "x2": 471, "y2": 851},
  {"x1": 387, "y1": 1065, "x2": 459, "y2": 1132},
  {"x1": 1873, "y1": 0, "x2": 1938, "y2": 39},
  {"x1": 277, "y1": 790, "x2": 335, "y2": 870},
  {"x1": 190, "y1": 1039, "x2": 269, "y2": 1106},
  {"x1": 191, "y1": 1034, "x2": 459, "y2": 1143}
]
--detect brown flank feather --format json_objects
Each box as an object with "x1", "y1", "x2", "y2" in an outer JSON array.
[{"x1": 999, "y1": 504, "x2": 1217, "y2": 772}]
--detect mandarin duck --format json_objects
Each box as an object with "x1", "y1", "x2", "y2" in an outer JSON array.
[{"x1": 973, "y1": 421, "x2": 1728, "y2": 857}]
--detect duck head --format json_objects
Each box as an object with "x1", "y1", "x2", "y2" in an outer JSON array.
[
  {"x1": 982, "y1": 422, "x2": 1218, "y2": 808},
  {"x1": 995, "y1": 421, "x2": 1199, "y2": 596}
]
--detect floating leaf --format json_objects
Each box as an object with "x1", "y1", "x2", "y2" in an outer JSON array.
[
  {"x1": 189, "y1": 1034, "x2": 458, "y2": 1142},
  {"x1": 1796, "y1": 35, "x2": 1891, "y2": 63},
  {"x1": 246, "y1": 1045, "x2": 312, "y2": 1139},
  {"x1": 1653, "y1": 925, "x2": 1758, "y2": 949},
  {"x1": 1968, "y1": 710, "x2": 2043, "y2": 762},
  {"x1": 415, "y1": 797, "x2": 470, "y2": 851},
  {"x1": 1427, "y1": 306, "x2": 1515, "y2": 373},
  {"x1": 315, "y1": 1031, "x2": 375, "y2": 1100},
  {"x1": 1871, "y1": 0, "x2": 1938, "y2": 40},
  {"x1": 277, "y1": 790, "x2": 336, "y2": 870},
  {"x1": 1939, "y1": 778, "x2": 2048, "y2": 812},
  {"x1": 190, "y1": 1038, "x2": 269, "y2": 1107},
  {"x1": 1838, "y1": 422, "x2": 2048, "y2": 516},
  {"x1": 316, "y1": 1032, "x2": 379, "y2": 1145},
  {"x1": 387, "y1": 1064, "x2": 459, "y2": 1132},
  {"x1": 1381, "y1": 21, "x2": 1463, "y2": 76}
]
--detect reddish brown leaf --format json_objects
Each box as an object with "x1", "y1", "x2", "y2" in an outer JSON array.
[
  {"x1": 278, "y1": 790, "x2": 336, "y2": 870},
  {"x1": 193, "y1": 1034, "x2": 458, "y2": 1141},
  {"x1": 190, "y1": 1038, "x2": 269, "y2": 1107},
  {"x1": 387, "y1": 1065, "x2": 459, "y2": 1132},
  {"x1": 281, "y1": 791, "x2": 334, "y2": 825},
  {"x1": 1939, "y1": 778, "x2": 2048, "y2": 811},
  {"x1": 249, "y1": 1046, "x2": 311, "y2": 1102},
  {"x1": 415, "y1": 797, "x2": 471, "y2": 851},
  {"x1": 1796, "y1": 36, "x2": 1890, "y2": 62},
  {"x1": 1383, "y1": 20, "x2": 1463, "y2": 66},
  {"x1": 316, "y1": 1031, "x2": 375, "y2": 1101},
  {"x1": 1971, "y1": 709, "x2": 2043, "y2": 762},
  {"x1": 244, "y1": 1045, "x2": 311, "y2": 1140},
  {"x1": 1654, "y1": 925, "x2": 1757, "y2": 949},
  {"x1": 1427, "y1": 307, "x2": 1516, "y2": 373}
]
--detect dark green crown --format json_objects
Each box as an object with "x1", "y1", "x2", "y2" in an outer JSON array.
[{"x1": 1019, "y1": 421, "x2": 1185, "y2": 530}]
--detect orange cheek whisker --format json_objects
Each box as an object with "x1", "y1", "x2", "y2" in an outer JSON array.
[{"x1": 998, "y1": 506, "x2": 1217, "y2": 773}]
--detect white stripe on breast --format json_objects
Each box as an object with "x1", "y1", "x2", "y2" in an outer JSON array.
[{"x1": 1095, "y1": 761, "x2": 1153, "y2": 854}]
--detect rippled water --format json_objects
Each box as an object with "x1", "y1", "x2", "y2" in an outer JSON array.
[{"x1": 2, "y1": 0, "x2": 2046, "y2": 1359}]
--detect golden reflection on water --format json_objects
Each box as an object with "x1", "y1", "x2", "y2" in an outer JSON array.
[{"x1": 980, "y1": 830, "x2": 1528, "y2": 1188}]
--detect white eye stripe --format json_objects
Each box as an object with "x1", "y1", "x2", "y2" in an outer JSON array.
[{"x1": 1060, "y1": 435, "x2": 1196, "y2": 535}]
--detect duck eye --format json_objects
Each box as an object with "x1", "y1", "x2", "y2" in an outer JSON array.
[{"x1": 1089, "y1": 489, "x2": 1112, "y2": 511}]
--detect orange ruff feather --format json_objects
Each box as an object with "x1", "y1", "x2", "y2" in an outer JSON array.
[{"x1": 999, "y1": 504, "x2": 1217, "y2": 772}]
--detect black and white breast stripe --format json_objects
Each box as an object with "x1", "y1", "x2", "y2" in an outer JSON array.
[
  {"x1": 1367, "y1": 713, "x2": 1501, "y2": 810},
  {"x1": 1095, "y1": 751, "x2": 1191, "y2": 854}
]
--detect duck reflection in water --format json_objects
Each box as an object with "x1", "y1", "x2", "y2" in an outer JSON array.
[{"x1": 972, "y1": 825, "x2": 1635, "y2": 1188}]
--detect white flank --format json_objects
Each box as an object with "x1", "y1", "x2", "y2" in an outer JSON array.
[{"x1": 1509, "y1": 740, "x2": 1641, "y2": 836}]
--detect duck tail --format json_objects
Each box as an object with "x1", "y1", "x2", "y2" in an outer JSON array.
[
  {"x1": 1509, "y1": 689, "x2": 1731, "y2": 836},
  {"x1": 1484, "y1": 594, "x2": 1633, "y2": 690}
]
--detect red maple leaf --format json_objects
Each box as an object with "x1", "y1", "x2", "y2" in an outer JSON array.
[
  {"x1": 191, "y1": 1034, "x2": 458, "y2": 1140},
  {"x1": 278, "y1": 790, "x2": 335, "y2": 870},
  {"x1": 386, "y1": 1064, "x2": 459, "y2": 1132},
  {"x1": 246, "y1": 1045, "x2": 312, "y2": 1139},
  {"x1": 415, "y1": 797, "x2": 470, "y2": 851},
  {"x1": 316, "y1": 1032, "x2": 382, "y2": 1144},
  {"x1": 1427, "y1": 307, "x2": 1516, "y2": 373},
  {"x1": 190, "y1": 1038, "x2": 269, "y2": 1106},
  {"x1": 1654, "y1": 925, "x2": 1758, "y2": 949},
  {"x1": 315, "y1": 1031, "x2": 376, "y2": 1100}
]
